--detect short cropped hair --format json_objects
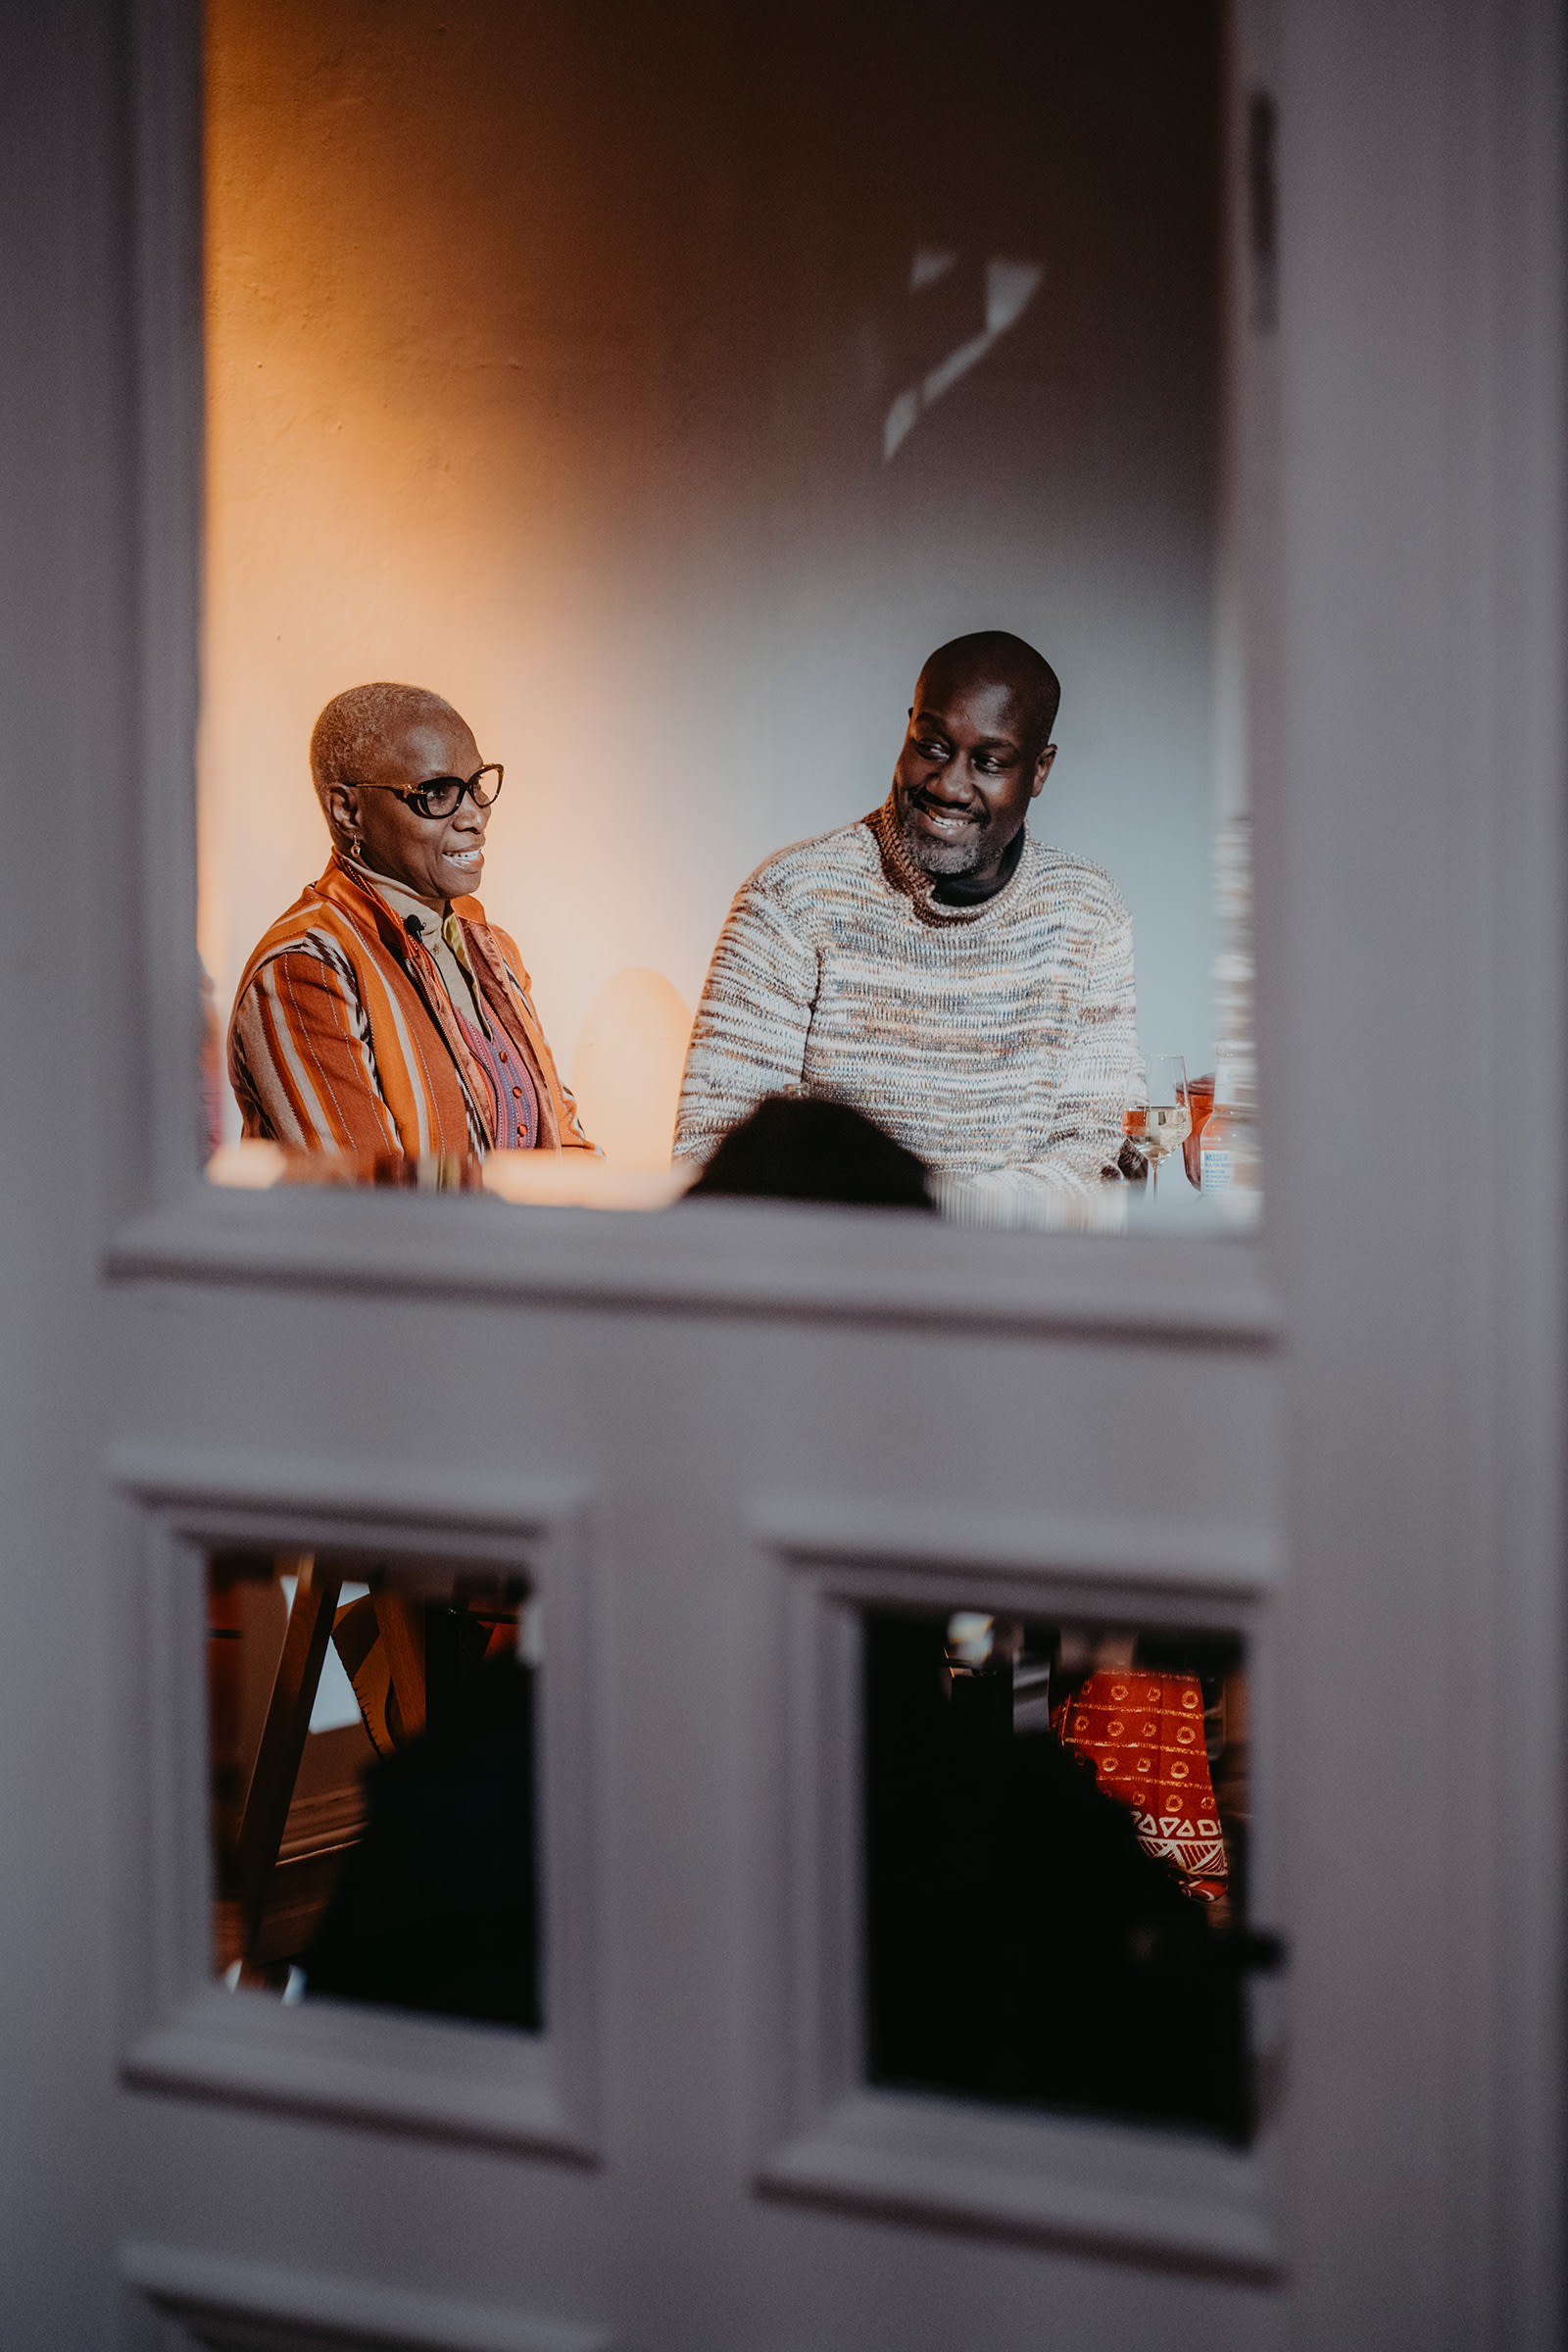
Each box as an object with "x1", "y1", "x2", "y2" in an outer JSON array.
[
  {"x1": 310, "y1": 682, "x2": 461, "y2": 802},
  {"x1": 918, "y1": 630, "x2": 1061, "y2": 753}
]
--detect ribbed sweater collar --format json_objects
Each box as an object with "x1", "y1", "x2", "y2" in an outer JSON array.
[{"x1": 865, "y1": 793, "x2": 1032, "y2": 927}]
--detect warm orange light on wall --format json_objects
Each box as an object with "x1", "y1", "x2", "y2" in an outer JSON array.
[
  {"x1": 200, "y1": 0, "x2": 734, "y2": 1161},
  {"x1": 569, "y1": 968, "x2": 693, "y2": 1171}
]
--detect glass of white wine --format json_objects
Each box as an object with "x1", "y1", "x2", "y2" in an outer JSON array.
[{"x1": 1123, "y1": 1054, "x2": 1192, "y2": 1197}]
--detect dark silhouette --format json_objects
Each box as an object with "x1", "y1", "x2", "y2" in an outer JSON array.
[
  {"x1": 305, "y1": 1654, "x2": 540, "y2": 2028},
  {"x1": 685, "y1": 1095, "x2": 934, "y2": 1210},
  {"x1": 864, "y1": 1613, "x2": 1253, "y2": 2138}
]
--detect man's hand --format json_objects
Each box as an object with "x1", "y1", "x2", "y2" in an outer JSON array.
[{"x1": 1102, "y1": 1139, "x2": 1149, "y2": 1183}]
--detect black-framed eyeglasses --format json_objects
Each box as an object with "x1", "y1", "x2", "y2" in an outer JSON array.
[{"x1": 348, "y1": 764, "x2": 504, "y2": 820}]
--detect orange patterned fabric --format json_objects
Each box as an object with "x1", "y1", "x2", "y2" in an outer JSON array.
[
  {"x1": 1054, "y1": 1669, "x2": 1228, "y2": 1900},
  {"x1": 228, "y1": 856, "x2": 594, "y2": 1159}
]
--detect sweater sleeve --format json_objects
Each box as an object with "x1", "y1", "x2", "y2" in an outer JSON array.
[
  {"x1": 673, "y1": 877, "x2": 820, "y2": 1164},
  {"x1": 931, "y1": 888, "x2": 1138, "y2": 1223}
]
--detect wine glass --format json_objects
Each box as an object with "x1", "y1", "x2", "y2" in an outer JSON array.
[{"x1": 1123, "y1": 1054, "x2": 1192, "y2": 1198}]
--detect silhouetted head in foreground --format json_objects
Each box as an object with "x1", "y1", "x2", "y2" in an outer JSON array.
[{"x1": 686, "y1": 1096, "x2": 935, "y2": 1210}]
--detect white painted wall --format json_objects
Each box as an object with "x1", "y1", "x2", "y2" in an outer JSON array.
[{"x1": 201, "y1": 0, "x2": 1225, "y2": 1151}]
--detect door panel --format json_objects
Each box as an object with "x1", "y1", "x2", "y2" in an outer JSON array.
[
  {"x1": 115, "y1": 1446, "x2": 600, "y2": 2163},
  {"x1": 0, "y1": 0, "x2": 1559, "y2": 2346},
  {"x1": 108, "y1": 1280, "x2": 1285, "y2": 2348}
]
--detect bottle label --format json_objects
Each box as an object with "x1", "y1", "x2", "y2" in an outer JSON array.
[{"x1": 1200, "y1": 1147, "x2": 1233, "y2": 1194}]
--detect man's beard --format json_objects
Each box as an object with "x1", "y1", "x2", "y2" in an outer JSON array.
[{"x1": 897, "y1": 795, "x2": 993, "y2": 875}]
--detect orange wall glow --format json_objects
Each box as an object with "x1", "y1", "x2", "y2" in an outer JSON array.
[{"x1": 204, "y1": 0, "x2": 1223, "y2": 1163}]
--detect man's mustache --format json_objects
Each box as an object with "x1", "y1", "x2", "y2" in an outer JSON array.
[{"x1": 907, "y1": 788, "x2": 990, "y2": 825}]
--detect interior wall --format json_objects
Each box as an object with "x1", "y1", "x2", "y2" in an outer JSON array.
[{"x1": 202, "y1": 0, "x2": 1222, "y2": 1162}]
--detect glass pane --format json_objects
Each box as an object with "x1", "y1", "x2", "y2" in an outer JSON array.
[
  {"x1": 199, "y1": 0, "x2": 1258, "y2": 1235},
  {"x1": 206, "y1": 1549, "x2": 541, "y2": 2028},
  {"x1": 863, "y1": 1607, "x2": 1256, "y2": 2138}
]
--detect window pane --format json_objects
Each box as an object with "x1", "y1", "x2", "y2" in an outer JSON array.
[
  {"x1": 863, "y1": 1607, "x2": 1256, "y2": 2138},
  {"x1": 199, "y1": 0, "x2": 1257, "y2": 1236},
  {"x1": 206, "y1": 1549, "x2": 541, "y2": 2028}
]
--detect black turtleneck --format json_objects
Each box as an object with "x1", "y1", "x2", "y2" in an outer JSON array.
[{"x1": 930, "y1": 823, "x2": 1026, "y2": 906}]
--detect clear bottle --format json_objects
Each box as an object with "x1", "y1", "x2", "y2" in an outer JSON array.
[{"x1": 1200, "y1": 1057, "x2": 1261, "y2": 1209}]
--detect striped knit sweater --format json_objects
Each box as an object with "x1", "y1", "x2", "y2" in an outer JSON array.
[{"x1": 674, "y1": 798, "x2": 1138, "y2": 1219}]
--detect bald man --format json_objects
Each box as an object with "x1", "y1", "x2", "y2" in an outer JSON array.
[
  {"x1": 228, "y1": 682, "x2": 592, "y2": 1161},
  {"x1": 673, "y1": 632, "x2": 1137, "y2": 1221}
]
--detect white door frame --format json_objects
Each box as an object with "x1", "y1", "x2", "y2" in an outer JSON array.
[{"x1": 0, "y1": 0, "x2": 1559, "y2": 2344}]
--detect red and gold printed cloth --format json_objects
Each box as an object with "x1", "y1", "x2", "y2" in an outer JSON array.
[{"x1": 1053, "y1": 1669, "x2": 1228, "y2": 1901}]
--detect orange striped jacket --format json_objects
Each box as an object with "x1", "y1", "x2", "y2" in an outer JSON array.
[{"x1": 227, "y1": 857, "x2": 594, "y2": 1158}]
